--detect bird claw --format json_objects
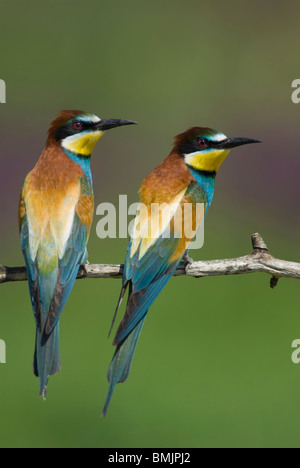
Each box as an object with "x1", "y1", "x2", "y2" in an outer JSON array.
[{"x1": 183, "y1": 254, "x2": 194, "y2": 265}]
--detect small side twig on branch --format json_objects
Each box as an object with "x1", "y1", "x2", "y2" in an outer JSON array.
[{"x1": 0, "y1": 233, "x2": 299, "y2": 288}]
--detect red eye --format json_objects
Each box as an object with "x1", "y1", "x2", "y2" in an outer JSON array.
[
  {"x1": 73, "y1": 121, "x2": 83, "y2": 130},
  {"x1": 198, "y1": 138, "x2": 206, "y2": 147}
]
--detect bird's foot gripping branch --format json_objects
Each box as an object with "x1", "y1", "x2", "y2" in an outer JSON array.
[{"x1": 1, "y1": 233, "x2": 299, "y2": 285}]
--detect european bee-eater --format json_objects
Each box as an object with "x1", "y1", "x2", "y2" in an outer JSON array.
[
  {"x1": 102, "y1": 126, "x2": 260, "y2": 415},
  {"x1": 19, "y1": 110, "x2": 136, "y2": 398}
]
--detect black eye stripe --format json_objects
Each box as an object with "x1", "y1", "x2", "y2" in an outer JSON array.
[
  {"x1": 178, "y1": 137, "x2": 212, "y2": 155},
  {"x1": 69, "y1": 120, "x2": 89, "y2": 130},
  {"x1": 55, "y1": 120, "x2": 94, "y2": 141}
]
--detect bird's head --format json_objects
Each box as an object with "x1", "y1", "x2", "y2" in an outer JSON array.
[
  {"x1": 47, "y1": 110, "x2": 137, "y2": 157},
  {"x1": 174, "y1": 127, "x2": 261, "y2": 174}
]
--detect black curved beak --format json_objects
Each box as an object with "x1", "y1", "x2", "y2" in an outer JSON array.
[
  {"x1": 217, "y1": 137, "x2": 261, "y2": 149},
  {"x1": 95, "y1": 119, "x2": 138, "y2": 131}
]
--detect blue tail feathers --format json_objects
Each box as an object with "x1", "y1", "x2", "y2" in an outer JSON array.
[
  {"x1": 102, "y1": 316, "x2": 146, "y2": 417},
  {"x1": 33, "y1": 322, "x2": 61, "y2": 399}
]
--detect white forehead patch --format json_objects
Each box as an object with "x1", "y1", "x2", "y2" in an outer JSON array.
[
  {"x1": 208, "y1": 132, "x2": 227, "y2": 143},
  {"x1": 81, "y1": 114, "x2": 101, "y2": 124}
]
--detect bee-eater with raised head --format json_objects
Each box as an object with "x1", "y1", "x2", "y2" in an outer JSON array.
[
  {"x1": 102, "y1": 126, "x2": 260, "y2": 416},
  {"x1": 19, "y1": 110, "x2": 136, "y2": 398}
]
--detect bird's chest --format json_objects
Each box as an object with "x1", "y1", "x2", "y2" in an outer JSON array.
[{"x1": 25, "y1": 178, "x2": 81, "y2": 260}]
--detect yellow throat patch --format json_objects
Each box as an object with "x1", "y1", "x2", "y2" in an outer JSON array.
[
  {"x1": 62, "y1": 130, "x2": 104, "y2": 156},
  {"x1": 185, "y1": 149, "x2": 230, "y2": 173}
]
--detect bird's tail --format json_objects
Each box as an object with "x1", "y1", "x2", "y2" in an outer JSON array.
[
  {"x1": 33, "y1": 322, "x2": 61, "y2": 399},
  {"x1": 102, "y1": 316, "x2": 146, "y2": 417}
]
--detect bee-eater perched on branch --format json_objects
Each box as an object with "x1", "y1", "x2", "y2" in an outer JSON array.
[
  {"x1": 19, "y1": 110, "x2": 137, "y2": 398},
  {"x1": 102, "y1": 127, "x2": 260, "y2": 416}
]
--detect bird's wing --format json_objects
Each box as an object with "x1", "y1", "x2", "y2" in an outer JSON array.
[
  {"x1": 19, "y1": 183, "x2": 40, "y2": 326},
  {"x1": 20, "y1": 175, "x2": 94, "y2": 334},
  {"x1": 112, "y1": 182, "x2": 207, "y2": 345}
]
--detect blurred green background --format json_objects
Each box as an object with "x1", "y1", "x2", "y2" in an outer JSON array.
[{"x1": 1, "y1": 0, "x2": 300, "y2": 448}]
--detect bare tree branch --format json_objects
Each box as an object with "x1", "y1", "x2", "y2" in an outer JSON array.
[{"x1": 1, "y1": 233, "x2": 299, "y2": 288}]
